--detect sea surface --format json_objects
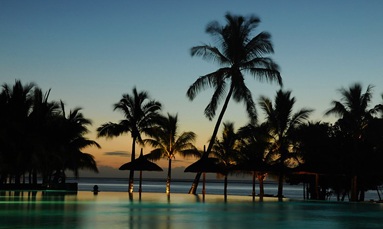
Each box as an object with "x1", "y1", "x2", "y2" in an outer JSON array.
[{"x1": 66, "y1": 177, "x2": 382, "y2": 201}]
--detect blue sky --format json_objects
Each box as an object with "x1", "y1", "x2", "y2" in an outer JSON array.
[{"x1": 1, "y1": 0, "x2": 383, "y2": 177}]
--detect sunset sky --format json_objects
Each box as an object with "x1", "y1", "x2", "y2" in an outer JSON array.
[{"x1": 1, "y1": 0, "x2": 383, "y2": 178}]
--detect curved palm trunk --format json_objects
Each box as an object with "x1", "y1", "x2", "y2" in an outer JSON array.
[
  {"x1": 189, "y1": 86, "x2": 234, "y2": 194},
  {"x1": 188, "y1": 172, "x2": 201, "y2": 194},
  {"x1": 166, "y1": 158, "x2": 172, "y2": 195},
  {"x1": 128, "y1": 137, "x2": 137, "y2": 194}
]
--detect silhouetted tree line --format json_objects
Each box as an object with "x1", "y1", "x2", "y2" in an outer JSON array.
[
  {"x1": 181, "y1": 12, "x2": 383, "y2": 202},
  {"x1": 0, "y1": 80, "x2": 99, "y2": 185}
]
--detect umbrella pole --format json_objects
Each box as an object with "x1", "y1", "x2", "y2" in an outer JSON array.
[
  {"x1": 252, "y1": 171, "x2": 256, "y2": 201},
  {"x1": 203, "y1": 172, "x2": 206, "y2": 201}
]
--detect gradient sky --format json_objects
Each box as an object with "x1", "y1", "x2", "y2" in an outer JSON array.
[{"x1": 1, "y1": 0, "x2": 383, "y2": 178}]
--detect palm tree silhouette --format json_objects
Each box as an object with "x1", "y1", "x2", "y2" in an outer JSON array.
[
  {"x1": 187, "y1": 13, "x2": 282, "y2": 194},
  {"x1": 211, "y1": 122, "x2": 241, "y2": 200},
  {"x1": 0, "y1": 81, "x2": 99, "y2": 186},
  {"x1": 259, "y1": 89, "x2": 313, "y2": 200},
  {"x1": 146, "y1": 113, "x2": 198, "y2": 194},
  {"x1": 0, "y1": 80, "x2": 35, "y2": 184},
  {"x1": 56, "y1": 102, "x2": 100, "y2": 182},
  {"x1": 325, "y1": 83, "x2": 374, "y2": 201},
  {"x1": 28, "y1": 87, "x2": 59, "y2": 184},
  {"x1": 237, "y1": 122, "x2": 272, "y2": 200},
  {"x1": 97, "y1": 87, "x2": 162, "y2": 193}
]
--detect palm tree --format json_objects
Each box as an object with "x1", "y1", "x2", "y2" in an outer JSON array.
[
  {"x1": 325, "y1": 83, "x2": 374, "y2": 201},
  {"x1": 0, "y1": 80, "x2": 35, "y2": 184},
  {"x1": 55, "y1": 102, "x2": 100, "y2": 183},
  {"x1": 211, "y1": 122, "x2": 241, "y2": 200},
  {"x1": 187, "y1": 13, "x2": 282, "y2": 194},
  {"x1": 259, "y1": 89, "x2": 313, "y2": 200},
  {"x1": 237, "y1": 122, "x2": 271, "y2": 200},
  {"x1": 146, "y1": 113, "x2": 198, "y2": 194},
  {"x1": 27, "y1": 87, "x2": 59, "y2": 184},
  {"x1": 97, "y1": 87, "x2": 162, "y2": 193}
]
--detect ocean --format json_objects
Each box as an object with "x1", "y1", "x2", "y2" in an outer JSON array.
[{"x1": 66, "y1": 177, "x2": 381, "y2": 201}]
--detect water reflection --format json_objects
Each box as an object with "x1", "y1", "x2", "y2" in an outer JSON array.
[{"x1": 1, "y1": 191, "x2": 383, "y2": 228}]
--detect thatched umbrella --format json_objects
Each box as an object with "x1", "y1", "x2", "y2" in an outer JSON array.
[
  {"x1": 119, "y1": 148, "x2": 163, "y2": 197},
  {"x1": 185, "y1": 157, "x2": 224, "y2": 200}
]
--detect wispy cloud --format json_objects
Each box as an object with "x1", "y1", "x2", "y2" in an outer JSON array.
[{"x1": 103, "y1": 151, "x2": 130, "y2": 157}]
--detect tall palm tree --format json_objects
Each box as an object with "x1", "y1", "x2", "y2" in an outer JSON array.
[
  {"x1": 259, "y1": 89, "x2": 313, "y2": 200},
  {"x1": 97, "y1": 87, "x2": 162, "y2": 193},
  {"x1": 146, "y1": 113, "x2": 198, "y2": 194},
  {"x1": 211, "y1": 122, "x2": 241, "y2": 200},
  {"x1": 0, "y1": 80, "x2": 35, "y2": 184},
  {"x1": 56, "y1": 102, "x2": 100, "y2": 182},
  {"x1": 27, "y1": 88, "x2": 59, "y2": 184},
  {"x1": 325, "y1": 83, "x2": 374, "y2": 201},
  {"x1": 187, "y1": 13, "x2": 282, "y2": 194}
]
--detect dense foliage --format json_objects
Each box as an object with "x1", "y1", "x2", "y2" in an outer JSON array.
[{"x1": 0, "y1": 80, "x2": 99, "y2": 185}]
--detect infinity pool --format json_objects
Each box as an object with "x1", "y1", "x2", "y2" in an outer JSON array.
[{"x1": 1, "y1": 191, "x2": 382, "y2": 228}]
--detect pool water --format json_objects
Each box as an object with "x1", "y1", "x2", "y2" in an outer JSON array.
[{"x1": 1, "y1": 191, "x2": 382, "y2": 228}]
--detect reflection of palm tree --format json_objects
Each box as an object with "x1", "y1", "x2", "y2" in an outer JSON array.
[
  {"x1": 325, "y1": 83, "x2": 374, "y2": 201},
  {"x1": 97, "y1": 87, "x2": 162, "y2": 193},
  {"x1": 259, "y1": 90, "x2": 313, "y2": 200},
  {"x1": 187, "y1": 13, "x2": 282, "y2": 194},
  {"x1": 211, "y1": 122, "x2": 240, "y2": 200},
  {"x1": 146, "y1": 113, "x2": 198, "y2": 194}
]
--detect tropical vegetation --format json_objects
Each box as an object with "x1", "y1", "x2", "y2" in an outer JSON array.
[{"x1": 0, "y1": 80, "x2": 99, "y2": 185}]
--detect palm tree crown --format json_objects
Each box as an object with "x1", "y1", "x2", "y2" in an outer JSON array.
[
  {"x1": 325, "y1": 83, "x2": 374, "y2": 138},
  {"x1": 212, "y1": 122, "x2": 241, "y2": 167},
  {"x1": 187, "y1": 13, "x2": 282, "y2": 121},
  {"x1": 146, "y1": 113, "x2": 198, "y2": 194},
  {"x1": 98, "y1": 87, "x2": 162, "y2": 142}
]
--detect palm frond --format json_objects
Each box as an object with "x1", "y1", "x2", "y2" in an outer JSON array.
[
  {"x1": 190, "y1": 45, "x2": 229, "y2": 65},
  {"x1": 186, "y1": 68, "x2": 230, "y2": 101},
  {"x1": 97, "y1": 122, "x2": 125, "y2": 138}
]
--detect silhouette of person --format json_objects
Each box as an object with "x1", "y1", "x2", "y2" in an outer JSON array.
[{"x1": 93, "y1": 185, "x2": 99, "y2": 195}]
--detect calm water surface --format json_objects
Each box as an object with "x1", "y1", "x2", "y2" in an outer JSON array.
[{"x1": 1, "y1": 191, "x2": 383, "y2": 228}]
